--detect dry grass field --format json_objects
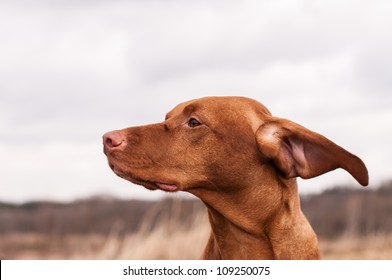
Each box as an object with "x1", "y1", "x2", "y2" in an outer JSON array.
[
  {"x1": 1, "y1": 210, "x2": 392, "y2": 260},
  {"x1": 1, "y1": 183, "x2": 391, "y2": 260}
]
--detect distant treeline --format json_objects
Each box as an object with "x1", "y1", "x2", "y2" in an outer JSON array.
[
  {"x1": 0, "y1": 196, "x2": 204, "y2": 235},
  {"x1": 1, "y1": 181, "x2": 391, "y2": 238},
  {"x1": 303, "y1": 181, "x2": 392, "y2": 238}
]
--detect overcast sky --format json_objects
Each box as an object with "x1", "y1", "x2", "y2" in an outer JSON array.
[{"x1": 1, "y1": 0, "x2": 391, "y2": 203}]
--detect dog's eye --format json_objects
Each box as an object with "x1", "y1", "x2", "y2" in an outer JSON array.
[{"x1": 188, "y1": 118, "x2": 202, "y2": 128}]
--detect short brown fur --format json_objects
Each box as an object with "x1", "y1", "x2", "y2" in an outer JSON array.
[{"x1": 103, "y1": 96, "x2": 368, "y2": 259}]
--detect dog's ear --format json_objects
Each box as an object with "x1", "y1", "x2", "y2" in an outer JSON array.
[{"x1": 255, "y1": 118, "x2": 369, "y2": 186}]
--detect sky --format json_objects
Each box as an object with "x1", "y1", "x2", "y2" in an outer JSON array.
[{"x1": 1, "y1": 0, "x2": 391, "y2": 203}]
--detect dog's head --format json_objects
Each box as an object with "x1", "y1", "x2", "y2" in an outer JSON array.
[{"x1": 103, "y1": 96, "x2": 368, "y2": 194}]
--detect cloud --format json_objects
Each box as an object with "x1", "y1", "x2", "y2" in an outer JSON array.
[{"x1": 0, "y1": 0, "x2": 391, "y2": 202}]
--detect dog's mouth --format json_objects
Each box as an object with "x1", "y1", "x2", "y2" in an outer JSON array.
[
  {"x1": 130, "y1": 176, "x2": 179, "y2": 192},
  {"x1": 154, "y1": 182, "x2": 178, "y2": 192},
  {"x1": 108, "y1": 161, "x2": 179, "y2": 192}
]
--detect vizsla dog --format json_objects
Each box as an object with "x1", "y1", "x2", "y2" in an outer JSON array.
[{"x1": 103, "y1": 96, "x2": 368, "y2": 259}]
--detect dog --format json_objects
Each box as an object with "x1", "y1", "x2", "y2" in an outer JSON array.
[{"x1": 103, "y1": 96, "x2": 368, "y2": 259}]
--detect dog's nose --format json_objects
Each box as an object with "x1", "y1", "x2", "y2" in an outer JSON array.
[{"x1": 103, "y1": 130, "x2": 125, "y2": 149}]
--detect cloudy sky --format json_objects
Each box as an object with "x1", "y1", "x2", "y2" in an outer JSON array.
[{"x1": 1, "y1": 0, "x2": 391, "y2": 203}]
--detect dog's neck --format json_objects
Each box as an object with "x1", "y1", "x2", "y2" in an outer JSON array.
[{"x1": 189, "y1": 166, "x2": 320, "y2": 259}]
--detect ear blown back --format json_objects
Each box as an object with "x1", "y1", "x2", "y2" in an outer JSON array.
[{"x1": 256, "y1": 118, "x2": 369, "y2": 186}]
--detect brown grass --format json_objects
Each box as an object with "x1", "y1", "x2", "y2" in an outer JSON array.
[
  {"x1": 320, "y1": 233, "x2": 392, "y2": 260},
  {"x1": 2, "y1": 183, "x2": 391, "y2": 259},
  {"x1": 1, "y1": 212, "x2": 391, "y2": 260}
]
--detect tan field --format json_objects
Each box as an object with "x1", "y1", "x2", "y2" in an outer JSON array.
[
  {"x1": 1, "y1": 211, "x2": 391, "y2": 260},
  {"x1": 1, "y1": 183, "x2": 391, "y2": 260}
]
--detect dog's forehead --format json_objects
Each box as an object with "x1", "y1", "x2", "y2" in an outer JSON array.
[{"x1": 166, "y1": 96, "x2": 271, "y2": 121}]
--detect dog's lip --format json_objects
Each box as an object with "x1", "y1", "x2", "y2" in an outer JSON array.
[
  {"x1": 155, "y1": 182, "x2": 179, "y2": 192},
  {"x1": 108, "y1": 161, "x2": 180, "y2": 192}
]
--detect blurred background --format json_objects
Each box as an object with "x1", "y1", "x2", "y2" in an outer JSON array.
[{"x1": 0, "y1": 0, "x2": 391, "y2": 259}]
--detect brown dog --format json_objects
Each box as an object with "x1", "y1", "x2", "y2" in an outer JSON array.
[{"x1": 103, "y1": 96, "x2": 368, "y2": 259}]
